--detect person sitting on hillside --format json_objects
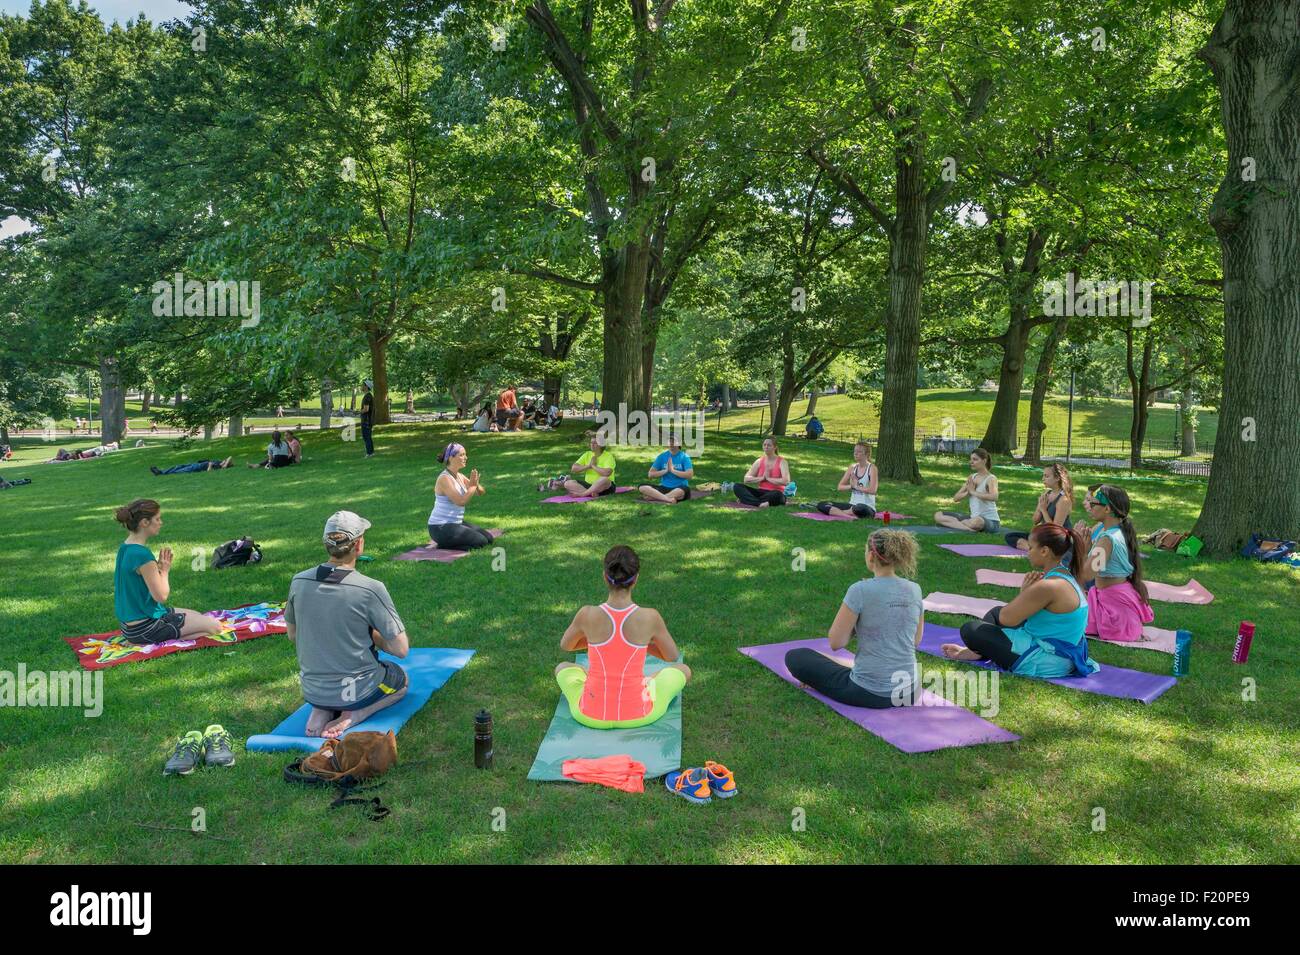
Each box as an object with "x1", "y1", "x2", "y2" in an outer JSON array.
[
  {"x1": 496, "y1": 384, "x2": 524, "y2": 431},
  {"x1": 249, "y1": 430, "x2": 294, "y2": 469},
  {"x1": 934, "y1": 448, "x2": 1000, "y2": 533},
  {"x1": 563, "y1": 433, "x2": 618, "y2": 498},
  {"x1": 287, "y1": 511, "x2": 410, "y2": 739},
  {"x1": 805, "y1": 415, "x2": 824, "y2": 440},
  {"x1": 554, "y1": 545, "x2": 690, "y2": 729},
  {"x1": 638, "y1": 433, "x2": 693, "y2": 504},
  {"x1": 286, "y1": 430, "x2": 302, "y2": 464},
  {"x1": 151, "y1": 457, "x2": 234, "y2": 475}
]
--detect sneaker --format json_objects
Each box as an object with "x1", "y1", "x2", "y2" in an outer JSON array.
[
  {"x1": 163, "y1": 730, "x2": 205, "y2": 776},
  {"x1": 150, "y1": 466, "x2": 162, "y2": 475},
  {"x1": 664, "y1": 767, "x2": 712, "y2": 804},
  {"x1": 704, "y1": 761, "x2": 737, "y2": 798},
  {"x1": 202, "y1": 724, "x2": 236, "y2": 768}
]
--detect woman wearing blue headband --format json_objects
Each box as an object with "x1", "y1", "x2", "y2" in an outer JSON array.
[{"x1": 427, "y1": 444, "x2": 494, "y2": 550}]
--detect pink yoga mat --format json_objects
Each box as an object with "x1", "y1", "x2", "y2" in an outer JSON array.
[
  {"x1": 792, "y1": 510, "x2": 915, "y2": 522},
  {"x1": 921, "y1": 591, "x2": 1178, "y2": 654},
  {"x1": 975, "y1": 568, "x2": 1213, "y2": 604},
  {"x1": 739, "y1": 638, "x2": 1019, "y2": 753},
  {"x1": 393, "y1": 528, "x2": 504, "y2": 562},
  {"x1": 939, "y1": 543, "x2": 1026, "y2": 558},
  {"x1": 540, "y1": 486, "x2": 634, "y2": 504}
]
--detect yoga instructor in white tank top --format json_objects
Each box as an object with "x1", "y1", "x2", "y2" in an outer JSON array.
[{"x1": 934, "y1": 448, "x2": 1001, "y2": 533}]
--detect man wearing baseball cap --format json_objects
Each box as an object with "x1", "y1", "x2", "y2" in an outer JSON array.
[
  {"x1": 359, "y1": 379, "x2": 375, "y2": 457},
  {"x1": 285, "y1": 511, "x2": 409, "y2": 738}
]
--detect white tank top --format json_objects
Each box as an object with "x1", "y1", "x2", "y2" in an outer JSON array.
[
  {"x1": 969, "y1": 473, "x2": 999, "y2": 522},
  {"x1": 848, "y1": 463, "x2": 876, "y2": 508},
  {"x1": 428, "y1": 470, "x2": 468, "y2": 525}
]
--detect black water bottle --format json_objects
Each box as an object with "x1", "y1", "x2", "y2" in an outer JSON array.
[{"x1": 474, "y1": 709, "x2": 494, "y2": 769}]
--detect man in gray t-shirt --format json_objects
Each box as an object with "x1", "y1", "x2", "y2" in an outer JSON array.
[{"x1": 286, "y1": 511, "x2": 410, "y2": 738}]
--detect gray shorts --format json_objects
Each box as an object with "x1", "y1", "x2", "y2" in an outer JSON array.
[{"x1": 941, "y1": 511, "x2": 1000, "y2": 534}]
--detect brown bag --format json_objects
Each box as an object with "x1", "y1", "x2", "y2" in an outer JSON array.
[{"x1": 296, "y1": 730, "x2": 397, "y2": 784}]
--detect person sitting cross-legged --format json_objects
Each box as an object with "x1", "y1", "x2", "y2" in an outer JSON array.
[
  {"x1": 638, "y1": 433, "x2": 693, "y2": 503},
  {"x1": 554, "y1": 545, "x2": 690, "y2": 729},
  {"x1": 563, "y1": 433, "x2": 617, "y2": 498},
  {"x1": 286, "y1": 510, "x2": 410, "y2": 739}
]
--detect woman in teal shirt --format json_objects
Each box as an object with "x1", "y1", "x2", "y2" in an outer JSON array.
[
  {"x1": 114, "y1": 498, "x2": 223, "y2": 645},
  {"x1": 941, "y1": 523, "x2": 1099, "y2": 678}
]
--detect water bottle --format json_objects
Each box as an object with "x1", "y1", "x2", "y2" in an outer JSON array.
[
  {"x1": 882, "y1": 511, "x2": 891, "y2": 525},
  {"x1": 784, "y1": 481, "x2": 796, "y2": 500},
  {"x1": 1231, "y1": 622, "x2": 1255, "y2": 664},
  {"x1": 474, "y1": 709, "x2": 493, "y2": 769},
  {"x1": 1173, "y1": 630, "x2": 1192, "y2": 677}
]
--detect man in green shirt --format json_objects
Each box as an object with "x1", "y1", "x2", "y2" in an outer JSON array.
[{"x1": 563, "y1": 433, "x2": 617, "y2": 498}]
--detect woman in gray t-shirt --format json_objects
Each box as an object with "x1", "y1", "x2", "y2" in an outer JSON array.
[{"x1": 785, "y1": 530, "x2": 924, "y2": 708}]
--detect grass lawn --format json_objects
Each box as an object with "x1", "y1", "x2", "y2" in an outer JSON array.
[
  {"x1": 1, "y1": 425, "x2": 1295, "y2": 863},
  {"x1": 719, "y1": 390, "x2": 1219, "y2": 458}
]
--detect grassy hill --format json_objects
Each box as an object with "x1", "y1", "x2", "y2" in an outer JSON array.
[{"x1": 2, "y1": 424, "x2": 1294, "y2": 863}]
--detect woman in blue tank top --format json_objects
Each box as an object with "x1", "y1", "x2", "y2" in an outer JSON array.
[{"x1": 941, "y1": 523, "x2": 1099, "y2": 678}]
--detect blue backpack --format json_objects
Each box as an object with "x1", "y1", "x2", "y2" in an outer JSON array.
[{"x1": 1241, "y1": 534, "x2": 1296, "y2": 563}]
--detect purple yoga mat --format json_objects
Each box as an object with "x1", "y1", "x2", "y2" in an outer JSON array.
[
  {"x1": 939, "y1": 543, "x2": 1026, "y2": 558},
  {"x1": 540, "y1": 486, "x2": 634, "y2": 504},
  {"x1": 738, "y1": 639, "x2": 1019, "y2": 753},
  {"x1": 393, "y1": 528, "x2": 504, "y2": 562},
  {"x1": 792, "y1": 510, "x2": 919, "y2": 523},
  {"x1": 918, "y1": 623, "x2": 1176, "y2": 703}
]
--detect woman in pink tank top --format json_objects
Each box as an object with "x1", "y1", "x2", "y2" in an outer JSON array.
[
  {"x1": 733, "y1": 437, "x2": 791, "y2": 508},
  {"x1": 554, "y1": 545, "x2": 691, "y2": 729}
]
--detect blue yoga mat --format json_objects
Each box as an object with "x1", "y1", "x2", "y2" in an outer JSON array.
[
  {"x1": 527, "y1": 654, "x2": 683, "y2": 782},
  {"x1": 246, "y1": 647, "x2": 475, "y2": 753}
]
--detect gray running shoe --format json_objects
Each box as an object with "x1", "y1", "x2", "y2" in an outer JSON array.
[
  {"x1": 202, "y1": 724, "x2": 236, "y2": 768},
  {"x1": 164, "y1": 730, "x2": 205, "y2": 776}
]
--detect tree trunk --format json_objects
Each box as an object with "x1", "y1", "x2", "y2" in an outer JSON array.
[
  {"x1": 1179, "y1": 389, "x2": 1196, "y2": 456},
  {"x1": 1023, "y1": 317, "x2": 1068, "y2": 466},
  {"x1": 367, "y1": 330, "x2": 391, "y2": 425},
  {"x1": 405, "y1": 389, "x2": 415, "y2": 414},
  {"x1": 671, "y1": 391, "x2": 679, "y2": 411},
  {"x1": 1193, "y1": 2, "x2": 1300, "y2": 552},
  {"x1": 720, "y1": 382, "x2": 731, "y2": 413},
  {"x1": 981, "y1": 313, "x2": 1033, "y2": 453},
  {"x1": 140, "y1": 388, "x2": 151, "y2": 416},
  {"x1": 805, "y1": 390, "x2": 819, "y2": 417},
  {"x1": 229, "y1": 415, "x2": 244, "y2": 438},
  {"x1": 1126, "y1": 332, "x2": 1154, "y2": 471},
  {"x1": 600, "y1": 243, "x2": 650, "y2": 415},
  {"x1": 98, "y1": 355, "x2": 126, "y2": 444},
  {"x1": 641, "y1": 307, "x2": 661, "y2": 410},
  {"x1": 766, "y1": 378, "x2": 778, "y2": 431},
  {"x1": 203, "y1": 424, "x2": 214, "y2": 441},
  {"x1": 319, "y1": 379, "x2": 333, "y2": 430},
  {"x1": 772, "y1": 380, "x2": 798, "y2": 437},
  {"x1": 173, "y1": 390, "x2": 182, "y2": 408},
  {"x1": 877, "y1": 147, "x2": 927, "y2": 484}
]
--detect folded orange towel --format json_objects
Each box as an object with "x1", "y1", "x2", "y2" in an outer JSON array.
[{"x1": 561, "y1": 754, "x2": 647, "y2": 793}]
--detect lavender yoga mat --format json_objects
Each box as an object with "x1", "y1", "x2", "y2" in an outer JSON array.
[
  {"x1": 738, "y1": 639, "x2": 1019, "y2": 753},
  {"x1": 541, "y1": 486, "x2": 634, "y2": 504},
  {"x1": 393, "y1": 528, "x2": 504, "y2": 562},
  {"x1": 976, "y1": 567, "x2": 1214, "y2": 604},
  {"x1": 939, "y1": 543, "x2": 1026, "y2": 558},
  {"x1": 917, "y1": 622, "x2": 1176, "y2": 702},
  {"x1": 922, "y1": 591, "x2": 1178, "y2": 654}
]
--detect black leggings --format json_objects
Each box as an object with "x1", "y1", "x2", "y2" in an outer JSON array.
[
  {"x1": 735, "y1": 484, "x2": 785, "y2": 507},
  {"x1": 784, "y1": 648, "x2": 914, "y2": 708},
  {"x1": 816, "y1": 501, "x2": 876, "y2": 518},
  {"x1": 428, "y1": 521, "x2": 495, "y2": 550},
  {"x1": 957, "y1": 607, "x2": 1021, "y2": 670}
]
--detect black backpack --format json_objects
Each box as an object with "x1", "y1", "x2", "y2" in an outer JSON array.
[{"x1": 212, "y1": 536, "x2": 263, "y2": 569}]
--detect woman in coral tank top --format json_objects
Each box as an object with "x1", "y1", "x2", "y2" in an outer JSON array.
[{"x1": 554, "y1": 545, "x2": 691, "y2": 729}]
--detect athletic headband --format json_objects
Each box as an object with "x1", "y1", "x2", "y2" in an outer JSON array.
[
  {"x1": 605, "y1": 571, "x2": 638, "y2": 589},
  {"x1": 442, "y1": 443, "x2": 464, "y2": 462},
  {"x1": 1093, "y1": 488, "x2": 1112, "y2": 508}
]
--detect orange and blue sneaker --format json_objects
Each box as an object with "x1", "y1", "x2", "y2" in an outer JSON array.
[
  {"x1": 664, "y1": 767, "x2": 712, "y2": 804},
  {"x1": 704, "y1": 761, "x2": 737, "y2": 798}
]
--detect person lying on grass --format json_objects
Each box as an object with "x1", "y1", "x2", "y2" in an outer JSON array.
[
  {"x1": 428, "y1": 443, "x2": 493, "y2": 551},
  {"x1": 563, "y1": 432, "x2": 617, "y2": 498},
  {"x1": 554, "y1": 545, "x2": 691, "y2": 729},
  {"x1": 786, "y1": 529, "x2": 923, "y2": 708},
  {"x1": 734, "y1": 436, "x2": 790, "y2": 507},
  {"x1": 638, "y1": 433, "x2": 693, "y2": 503},
  {"x1": 1075, "y1": 483, "x2": 1154, "y2": 643},
  {"x1": 1004, "y1": 462, "x2": 1074, "y2": 551},
  {"x1": 941, "y1": 523, "x2": 1099, "y2": 678},
  {"x1": 934, "y1": 447, "x2": 1001, "y2": 532},
  {"x1": 815, "y1": 440, "x2": 879, "y2": 518},
  {"x1": 150, "y1": 457, "x2": 233, "y2": 475},
  {"x1": 113, "y1": 498, "x2": 224, "y2": 645},
  {"x1": 286, "y1": 510, "x2": 409, "y2": 739}
]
